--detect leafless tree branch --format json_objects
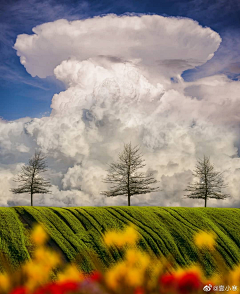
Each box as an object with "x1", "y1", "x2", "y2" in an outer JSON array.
[
  {"x1": 184, "y1": 155, "x2": 230, "y2": 207},
  {"x1": 101, "y1": 142, "x2": 160, "y2": 206},
  {"x1": 10, "y1": 150, "x2": 52, "y2": 206}
]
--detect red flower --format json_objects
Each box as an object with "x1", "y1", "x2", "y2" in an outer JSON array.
[
  {"x1": 89, "y1": 271, "x2": 102, "y2": 282},
  {"x1": 159, "y1": 273, "x2": 178, "y2": 293},
  {"x1": 10, "y1": 287, "x2": 27, "y2": 294},
  {"x1": 160, "y1": 273, "x2": 176, "y2": 285},
  {"x1": 134, "y1": 287, "x2": 145, "y2": 294},
  {"x1": 177, "y1": 272, "x2": 202, "y2": 294},
  {"x1": 33, "y1": 281, "x2": 78, "y2": 294},
  {"x1": 33, "y1": 283, "x2": 59, "y2": 294},
  {"x1": 59, "y1": 281, "x2": 79, "y2": 292}
]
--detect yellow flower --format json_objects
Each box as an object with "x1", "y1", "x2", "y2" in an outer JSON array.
[
  {"x1": 57, "y1": 264, "x2": 84, "y2": 282},
  {"x1": 103, "y1": 225, "x2": 139, "y2": 247},
  {"x1": 194, "y1": 231, "x2": 216, "y2": 250},
  {"x1": 138, "y1": 252, "x2": 150, "y2": 271},
  {"x1": 31, "y1": 224, "x2": 48, "y2": 246},
  {"x1": 125, "y1": 248, "x2": 150, "y2": 273},
  {"x1": 123, "y1": 226, "x2": 139, "y2": 246},
  {"x1": 32, "y1": 247, "x2": 60, "y2": 273},
  {"x1": 34, "y1": 247, "x2": 47, "y2": 261},
  {"x1": 24, "y1": 261, "x2": 50, "y2": 290},
  {"x1": 125, "y1": 268, "x2": 143, "y2": 287},
  {"x1": 106, "y1": 247, "x2": 151, "y2": 289},
  {"x1": 105, "y1": 262, "x2": 128, "y2": 290},
  {"x1": 44, "y1": 250, "x2": 61, "y2": 269},
  {"x1": 0, "y1": 273, "x2": 10, "y2": 291},
  {"x1": 105, "y1": 269, "x2": 119, "y2": 290},
  {"x1": 104, "y1": 231, "x2": 123, "y2": 247},
  {"x1": 125, "y1": 248, "x2": 139, "y2": 265},
  {"x1": 229, "y1": 265, "x2": 240, "y2": 286}
]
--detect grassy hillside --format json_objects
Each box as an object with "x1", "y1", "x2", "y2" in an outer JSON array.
[{"x1": 0, "y1": 207, "x2": 240, "y2": 277}]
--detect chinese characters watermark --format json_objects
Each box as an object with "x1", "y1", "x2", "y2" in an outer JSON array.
[{"x1": 203, "y1": 284, "x2": 238, "y2": 292}]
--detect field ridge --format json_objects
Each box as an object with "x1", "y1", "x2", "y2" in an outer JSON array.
[{"x1": 0, "y1": 207, "x2": 239, "y2": 276}]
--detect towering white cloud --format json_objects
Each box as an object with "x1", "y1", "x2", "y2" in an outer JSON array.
[
  {"x1": 2, "y1": 14, "x2": 240, "y2": 207},
  {"x1": 14, "y1": 14, "x2": 221, "y2": 80}
]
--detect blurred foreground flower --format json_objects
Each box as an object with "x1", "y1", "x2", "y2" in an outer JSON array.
[
  {"x1": 193, "y1": 231, "x2": 216, "y2": 250},
  {"x1": 31, "y1": 224, "x2": 48, "y2": 246},
  {"x1": 103, "y1": 225, "x2": 139, "y2": 247},
  {"x1": 0, "y1": 223, "x2": 239, "y2": 294}
]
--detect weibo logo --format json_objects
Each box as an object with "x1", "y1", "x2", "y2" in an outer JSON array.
[{"x1": 203, "y1": 284, "x2": 213, "y2": 292}]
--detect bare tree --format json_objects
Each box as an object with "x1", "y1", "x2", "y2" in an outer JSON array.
[
  {"x1": 101, "y1": 143, "x2": 159, "y2": 206},
  {"x1": 184, "y1": 155, "x2": 230, "y2": 207},
  {"x1": 10, "y1": 151, "x2": 52, "y2": 206}
]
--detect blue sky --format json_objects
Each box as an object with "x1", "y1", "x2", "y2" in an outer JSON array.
[{"x1": 1, "y1": 0, "x2": 240, "y2": 120}]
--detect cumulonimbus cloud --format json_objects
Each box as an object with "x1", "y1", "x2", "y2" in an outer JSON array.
[
  {"x1": 14, "y1": 14, "x2": 221, "y2": 79},
  {"x1": 1, "y1": 14, "x2": 240, "y2": 207}
]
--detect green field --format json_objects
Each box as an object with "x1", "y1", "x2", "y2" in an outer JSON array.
[{"x1": 0, "y1": 207, "x2": 239, "y2": 277}]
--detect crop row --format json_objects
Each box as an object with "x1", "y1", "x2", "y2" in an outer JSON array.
[
  {"x1": 1, "y1": 207, "x2": 240, "y2": 276},
  {"x1": 0, "y1": 208, "x2": 30, "y2": 271}
]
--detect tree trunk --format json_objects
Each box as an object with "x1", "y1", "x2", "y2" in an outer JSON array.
[
  {"x1": 127, "y1": 161, "x2": 131, "y2": 206},
  {"x1": 31, "y1": 174, "x2": 34, "y2": 206},
  {"x1": 128, "y1": 193, "x2": 130, "y2": 206},
  {"x1": 204, "y1": 194, "x2": 207, "y2": 207}
]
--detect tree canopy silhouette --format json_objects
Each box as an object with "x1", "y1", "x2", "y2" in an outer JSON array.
[
  {"x1": 101, "y1": 143, "x2": 159, "y2": 206},
  {"x1": 11, "y1": 150, "x2": 52, "y2": 206},
  {"x1": 185, "y1": 155, "x2": 230, "y2": 207}
]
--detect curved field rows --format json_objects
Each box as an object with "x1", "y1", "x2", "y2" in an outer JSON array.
[{"x1": 0, "y1": 207, "x2": 239, "y2": 276}]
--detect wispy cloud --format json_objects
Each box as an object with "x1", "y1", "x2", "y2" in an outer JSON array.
[{"x1": 0, "y1": 65, "x2": 50, "y2": 90}]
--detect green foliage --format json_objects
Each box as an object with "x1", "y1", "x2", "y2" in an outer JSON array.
[
  {"x1": 0, "y1": 207, "x2": 240, "y2": 277},
  {"x1": 0, "y1": 207, "x2": 30, "y2": 271}
]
